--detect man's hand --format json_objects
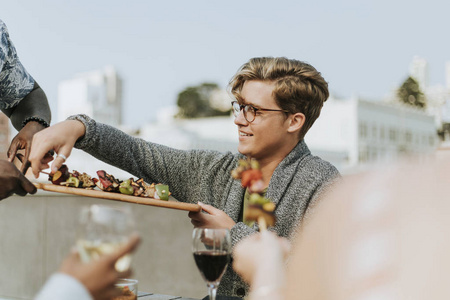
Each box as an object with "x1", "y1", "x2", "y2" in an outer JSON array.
[
  {"x1": 29, "y1": 120, "x2": 86, "y2": 177},
  {"x1": 0, "y1": 160, "x2": 37, "y2": 200},
  {"x1": 188, "y1": 202, "x2": 236, "y2": 230},
  {"x1": 7, "y1": 122, "x2": 46, "y2": 173},
  {"x1": 59, "y1": 234, "x2": 140, "y2": 300}
]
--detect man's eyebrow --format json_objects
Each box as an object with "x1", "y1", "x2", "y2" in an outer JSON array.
[{"x1": 237, "y1": 96, "x2": 259, "y2": 108}]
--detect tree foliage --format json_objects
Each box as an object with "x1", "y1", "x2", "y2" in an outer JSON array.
[
  {"x1": 397, "y1": 76, "x2": 426, "y2": 109},
  {"x1": 176, "y1": 82, "x2": 231, "y2": 118}
]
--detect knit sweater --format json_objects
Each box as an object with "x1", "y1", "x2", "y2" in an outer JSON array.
[{"x1": 69, "y1": 114, "x2": 340, "y2": 298}]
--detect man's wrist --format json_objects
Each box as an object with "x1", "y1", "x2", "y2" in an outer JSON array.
[{"x1": 21, "y1": 116, "x2": 50, "y2": 129}]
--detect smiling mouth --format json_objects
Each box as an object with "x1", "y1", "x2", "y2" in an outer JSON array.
[{"x1": 239, "y1": 132, "x2": 252, "y2": 137}]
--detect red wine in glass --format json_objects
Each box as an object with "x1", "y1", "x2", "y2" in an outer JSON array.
[
  {"x1": 194, "y1": 250, "x2": 230, "y2": 282},
  {"x1": 192, "y1": 228, "x2": 231, "y2": 300}
]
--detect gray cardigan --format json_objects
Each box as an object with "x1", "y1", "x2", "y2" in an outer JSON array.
[{"x1": 70, "y1": 114, "x2": 340, "y2": 298}]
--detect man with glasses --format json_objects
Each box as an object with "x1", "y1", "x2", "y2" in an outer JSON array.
[{"x1": 29, "y1": 57, "x2": 340, "y2": 298}]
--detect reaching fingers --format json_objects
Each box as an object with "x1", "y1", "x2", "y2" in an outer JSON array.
[
  {"x1": 197, "y1": 202, "x2": 218, "y2": 215},
  {"x1": 7, "y1": 142, "x2": 19, "y2": 163},
  {"x1": 20, "y1": 143, "x2": 32, "y2": 174},
  {"x1": 50, "y1": 154, "x2": 68, "y2": 174},
  {"x1": 42, "y1": 152, "x2": 55, "y2": 164},
  {"x1": 19, "y1": 173, "x2": 37, "y2": 195},
  {"x1": 106, "y1": 234, "x2": 141, "y2": 265}
]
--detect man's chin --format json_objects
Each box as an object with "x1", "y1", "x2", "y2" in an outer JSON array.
[{"x1": 237, "y1": 145, "x2": 249, "y2": 156}]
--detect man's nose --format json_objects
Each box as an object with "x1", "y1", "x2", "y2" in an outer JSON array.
[{"x1": 234, "y1": 109, "x2": 248, "y2": 125}]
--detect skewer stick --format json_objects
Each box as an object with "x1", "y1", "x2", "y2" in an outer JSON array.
[{"x1": 258, "y1": 216, "x2": 267, "y2": 232}]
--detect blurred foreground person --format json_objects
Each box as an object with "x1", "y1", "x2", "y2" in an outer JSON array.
[
  {"x1": 35, "y1": 234, "x2": 140, "y2": 300},
  {"x1": 0, "y1": 19, "x2": 51, "y2": 199},
  {"x1": 234, "y1": 150, "x2": 450, "y2": 300}
]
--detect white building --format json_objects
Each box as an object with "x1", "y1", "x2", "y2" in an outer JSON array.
[
  {"x1": 306, "y1": 96, "x2": 437, "y2": 171},
  {"x1": 57, "y1": 66, "x2": 123, "y2": 126}
]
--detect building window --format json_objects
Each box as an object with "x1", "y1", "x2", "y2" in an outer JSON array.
[
  {"x1": 405, "y1": 131, "x2": 412, "y2": 143},
  {"x1": 389, "y1": 128, "x2": 397, "y2": 142},
  {"x1": 380, "y1": 126, "x2": 385, "y2": 140},
  {"x1": 359, "y1": 122, "x2": 368, "y2": 139},
  {"x1": 372, "y1": 125, "x2": 377, "y2": 140}
]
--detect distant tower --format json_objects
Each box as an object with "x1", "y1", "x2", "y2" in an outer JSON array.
[
  {"x1": 409, "y1": 56, "x2": 428, "y2": 91},
  {"x1": 0, "y1": 113, "x2": 9, "y2": 159},
  {"x1": 57, "y1": 66, "x2": 123, "y2": 126}
]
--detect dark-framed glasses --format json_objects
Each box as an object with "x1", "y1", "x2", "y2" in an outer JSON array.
[{"x1": 231, "y1": 101, "x2": 289, "y2": 123}]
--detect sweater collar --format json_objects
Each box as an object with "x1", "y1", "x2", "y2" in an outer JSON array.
[{"x1": 266, "y1": 140, "x2": 311, "y2": 204}]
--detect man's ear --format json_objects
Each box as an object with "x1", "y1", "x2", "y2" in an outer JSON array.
[{"x1": 287, "y1": 112, "x2": 305, "y2": 134}]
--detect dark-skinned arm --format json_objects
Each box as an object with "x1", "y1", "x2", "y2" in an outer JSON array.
[{"x1": 1, "y1": 80, "x2": 51, "y2": 171}]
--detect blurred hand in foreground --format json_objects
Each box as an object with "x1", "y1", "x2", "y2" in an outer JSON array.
[
  {"x1": 59, "y1": 234, "x2": 140, "y2": 300},
  {"x1": 233, "y1": 231, "x2": 290, "y2": 285}
]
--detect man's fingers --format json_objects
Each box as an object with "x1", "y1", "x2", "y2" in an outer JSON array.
[
  {"x1": 13, "y1": 186, "x2": 28, "y2": 197},
  {"x1": 50, "y1": 156, "x2": 66, "y2": 174},
  {"x1": 50, "y1": 148, "x2": 72, "y2": 173},
  {"x1": 19, "y1": 174, "x2": 37, "y2": 195},
  {"x1": 42, "y1": 152, "x2": 54, "y2": 164},
  {"x1": 117, "y1": 269, "x2": 132, "y2": 279},
  {"x1": 7, "y1": 143, "x2": 19, "y2": 163},
  {"x1": 20, "y1": 144, "x2": 32, "y2": 174},
  {"x1": 188, "y1": 211, "x2": 200, "y2": 219},
  {"x1": 107, "y1": 234, "x2": 141, "y2": 263},
  {"x1": 197, "y1": 202, "x2": 218, "y2": 214}
]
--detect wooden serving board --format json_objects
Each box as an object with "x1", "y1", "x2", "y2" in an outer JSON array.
[{"x1": 34, "y1": 183, "x2": 201, "y2": 212}]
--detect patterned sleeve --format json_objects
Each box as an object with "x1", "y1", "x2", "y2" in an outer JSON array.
[{"x1": 0, "y1": 19, "x2": 35, "y2": 110}]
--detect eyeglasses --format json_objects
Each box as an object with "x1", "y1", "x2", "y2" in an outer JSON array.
[{"x1": 231, "y1": 101, "x2": 289, "y2": 123}]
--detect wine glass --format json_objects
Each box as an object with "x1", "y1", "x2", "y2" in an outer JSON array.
[
  {"x1": 192, "y1": 228, "x2": 231, "y2": 300},
  {"x1": 76, "y1": 204, "x2": 136, "y2": 271}
]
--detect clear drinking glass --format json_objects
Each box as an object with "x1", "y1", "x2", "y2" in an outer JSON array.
[
  {"x1": 113, "y1": 278, "x2": 138, "y2": 300},
  {"x1": 192, "y1": 228, "x2": 231, "y2": 300},
  {"x1": 76, "y1": 204, "x2": 136, "y2": 271}
]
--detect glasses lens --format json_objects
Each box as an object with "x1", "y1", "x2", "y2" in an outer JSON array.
[
  {"x1": 231, "y1": 102, "x2": 240, "y2": 117},
  {"x1": 244, "y1": 105, "x2": 255, "y2": 122}
]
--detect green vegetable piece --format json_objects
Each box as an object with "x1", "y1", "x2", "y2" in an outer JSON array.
[
  {"x1": 66, "y1": 176, "x2": 80, "y2": 188},
  {"x1": 249, "y1": 193, "x2": 270, "y2": 205},
  {"x1": 119, "y1": 179, "x2": 134, "y2": 195},
  {"x1": 155, "y1": 184, "x2": 170, "y2": 201}
]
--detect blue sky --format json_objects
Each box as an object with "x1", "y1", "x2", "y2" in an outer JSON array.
[{"x1": 2, "y1": 0, "x2": 449, "y2": 126}]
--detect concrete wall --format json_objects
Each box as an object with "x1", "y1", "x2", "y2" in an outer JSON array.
[{"x1": 0, "y1": 191, "x2": 205, "y2": 299}]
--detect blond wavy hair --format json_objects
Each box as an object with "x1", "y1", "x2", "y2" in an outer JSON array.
[{"x1": 229, "y1": 57, "x2": 329, "y2": 139}]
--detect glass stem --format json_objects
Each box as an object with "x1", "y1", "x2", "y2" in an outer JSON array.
[{"x1": 208, "y1": 283, "x2": 217, "y2": 300}]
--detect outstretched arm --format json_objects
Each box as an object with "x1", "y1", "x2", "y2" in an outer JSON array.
[{"x1": 1, "y1": 81, "x2": 51, "y2": 172}]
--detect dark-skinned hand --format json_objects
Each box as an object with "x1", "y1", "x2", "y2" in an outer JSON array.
[
  {"x1": 0, "y1": 160, "x2": 36, "y2": 200},
  {"x1": 7, "y1": 121, "x2": 47, "y2": 173}
]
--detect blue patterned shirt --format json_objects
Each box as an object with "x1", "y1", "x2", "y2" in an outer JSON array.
[{"x1": 0, "y1": 19, "x2": 34, "y2": 110}]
